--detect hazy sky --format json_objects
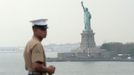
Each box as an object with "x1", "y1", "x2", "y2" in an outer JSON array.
[{"x1": 0, "y1": 0, "x2": 134, "y2": 47}]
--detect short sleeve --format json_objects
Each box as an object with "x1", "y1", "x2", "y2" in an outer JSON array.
[{"x1": 31, "y1": 43, "x2": 44, "y2": 63}]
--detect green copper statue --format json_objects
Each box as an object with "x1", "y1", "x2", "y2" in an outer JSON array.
[{"x1": 81, "y1": 1, "x2": 91, "y2": 31}]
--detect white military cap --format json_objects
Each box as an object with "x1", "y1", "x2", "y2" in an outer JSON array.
[{"x1": 30, "y1": 19, "x2": 48, "y2": 29}]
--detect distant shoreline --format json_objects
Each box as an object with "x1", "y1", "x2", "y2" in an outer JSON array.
[{"x1": 46, "y1": 58, "x2": 134, "y2": 62}]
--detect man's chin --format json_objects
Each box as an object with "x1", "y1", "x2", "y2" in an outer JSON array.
[{"x1": 43, "y1": 36, "x2": 47, "y2": 38}]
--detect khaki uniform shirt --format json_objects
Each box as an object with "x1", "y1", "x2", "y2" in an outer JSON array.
[{"x1": 24, "y1": 36, "x2": 46, "y2": 75}]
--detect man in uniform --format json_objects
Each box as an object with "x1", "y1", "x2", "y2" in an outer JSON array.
[{"x1": 24, "y1": 19, "x2": 55, "y2": 75}]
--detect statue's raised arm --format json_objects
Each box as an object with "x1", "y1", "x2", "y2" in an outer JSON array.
[{"x1": 81, "y1": 1, "x2": 85, "y2": 11}]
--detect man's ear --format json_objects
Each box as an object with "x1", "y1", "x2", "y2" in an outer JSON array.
[{"x1": 33, "y1": 28, "x2": 37, "y2": 32}]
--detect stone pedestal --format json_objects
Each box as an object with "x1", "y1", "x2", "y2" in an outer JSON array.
[{"x1": 80, "y1": 29, "x2": 96, "y2": 53}]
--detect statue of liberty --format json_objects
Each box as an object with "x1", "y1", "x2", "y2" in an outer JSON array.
[{"x1": 81, "y1": 1, "x2": 91, "y2": 31}]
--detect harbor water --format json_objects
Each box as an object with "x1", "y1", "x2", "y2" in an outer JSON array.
[{"x1": 0, "y1": 52, "x2": 134, "y2": 75}]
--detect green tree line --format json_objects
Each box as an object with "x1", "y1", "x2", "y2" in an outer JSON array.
[{"x1": 100, "y1": 42, "x2": 134, "y2": 57}]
